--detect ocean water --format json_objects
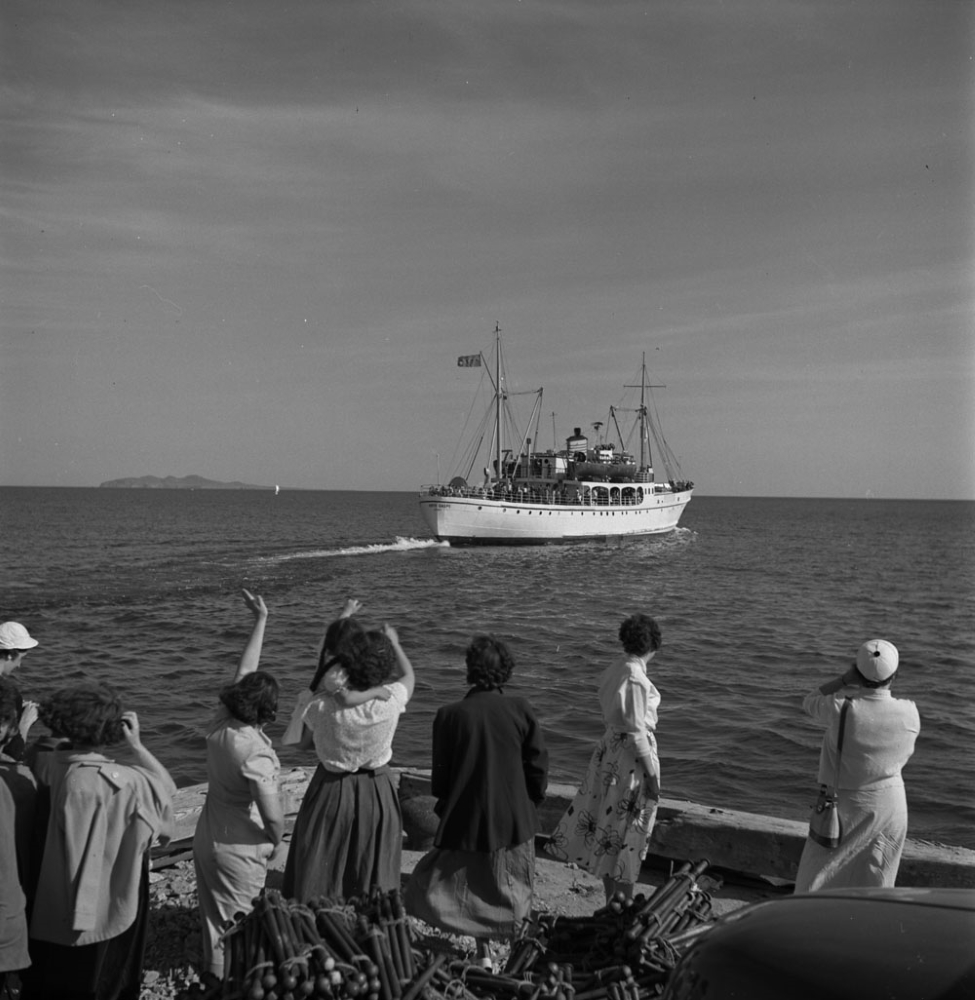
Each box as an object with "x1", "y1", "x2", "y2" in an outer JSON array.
[{"x1": 1, "y1": 487, "x2": 973, "y2": 849}]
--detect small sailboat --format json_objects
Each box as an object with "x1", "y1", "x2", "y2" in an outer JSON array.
[
  {"x1": 418, "y1": 325, "x2": 694, "y2": 545},
  {"x1": 275, "y1": 485, "x2": 280, "y2": 495}
]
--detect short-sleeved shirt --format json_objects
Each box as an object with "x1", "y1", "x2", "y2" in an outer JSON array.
[
  {"x1": 598, "y1": 655, "x2": 661, "y2": 757},
  {"x1": 199, "y1": 706, "x2": 280, "y2": 844},
  {"x1": 302, "y1": 682, "x2": 409, "y2": 773}
]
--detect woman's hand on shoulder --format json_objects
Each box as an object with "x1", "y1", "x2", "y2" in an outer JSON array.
[{"x1": 242, "y1": 588, "x2": 268, "y2": 619}]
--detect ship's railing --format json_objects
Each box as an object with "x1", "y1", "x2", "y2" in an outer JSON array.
[{"x1": 421, "y1": 482, "x2": 688, "y2": 506}]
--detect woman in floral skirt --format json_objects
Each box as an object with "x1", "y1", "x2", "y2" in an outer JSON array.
[{"x1": 546, "y1": 614, "x2": 662, "y2": 904}]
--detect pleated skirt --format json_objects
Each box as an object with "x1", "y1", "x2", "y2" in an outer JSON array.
[
  {"x1": 405, "y1": 840, "x2": 535, "y2": 939},
  {"x1": 282, "y1": 763, "x2": 402, "y2": 903}
]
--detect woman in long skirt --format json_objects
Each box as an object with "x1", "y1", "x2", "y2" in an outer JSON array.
[
  {"x1": 405, "y1": 635, "x2": 548, "y2": 968},
  {"x1": 546, "y1": 614, "x2": 663, "y2": 905},
  {"x1": 283, "y1": 625, "x2": 415, "y2": 902}
]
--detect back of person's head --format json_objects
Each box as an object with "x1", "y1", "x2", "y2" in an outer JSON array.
[
  {"x1": 343, "y1": 631, "x2": 395, "y2": 692},
  {"x1": 220, "y1": 671, "x2": 279, "y2": 726},
  {"x1": 324, "y1": 617, "x2": 365, "y2": 657},
  {"x1": 618, "y1": 614, "x2": 662, "y2": 656},
  {"x1": 855, "y1": 638, "x2": 898, "y2": 688},
  {"x1": 40, "y1": 682, "x2": 126, "y2": 748},
  {"x1": 465, "y1": 635, "x2": 514, "y2": 690},
  {"x1": 311, "y1": 617, "x2": 366, "y2": 691},
  {"x1": 0, "y1": 676, "x2": 24, "y2": 745}
]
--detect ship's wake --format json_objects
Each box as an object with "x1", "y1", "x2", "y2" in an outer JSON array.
[{"x1": 262, "y1": 537, "x2": 447, "y2": 562}]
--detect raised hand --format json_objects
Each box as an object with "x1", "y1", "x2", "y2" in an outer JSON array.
[
  {"x1": 340, "y1": 598, "x2": 363, "y2": 619},
  {"x1": 121, "y1": 710, "x2": 142, "y2": 748},
  {"x1": 242, "y1": 589, "x2": 268, "y2": 619}
]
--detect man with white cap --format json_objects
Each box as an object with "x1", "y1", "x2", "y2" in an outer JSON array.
[
  {"x1": 0, "y1": 622, "x2": 38, "y2": 675},
  {"x1": 0, "y1": 623, "x2": 40, "y2": 759},
  {"x1": 794, "y1": 638, "x2": 920, "y2": 892}
]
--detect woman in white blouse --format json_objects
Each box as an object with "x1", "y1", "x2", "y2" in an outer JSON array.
[
  {"x1": 546, "y1": 614, "x2": 662, "y2": 904},
  {"x1": 282, "y1": 624, "x2": 415, "y2": 903}
]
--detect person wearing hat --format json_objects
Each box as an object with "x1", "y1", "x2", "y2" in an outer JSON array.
[
  {"x1": 794, "y1": 639, "x2": 920, "y2": 893},
  {"x1": 0, "y1": 622, "x2": 38, "y2": 676},
  {"x1": 0, "y1": 623, "x2": 40, "y2": 763}
]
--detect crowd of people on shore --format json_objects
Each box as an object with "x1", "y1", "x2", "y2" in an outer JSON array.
[{"x1": 0, "y1": 599, "x2": 920, "y2": 999}]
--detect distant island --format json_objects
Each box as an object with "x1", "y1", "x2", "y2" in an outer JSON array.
[{"x1": 99, "y1": 475, "x2": 272, "y2": 490}]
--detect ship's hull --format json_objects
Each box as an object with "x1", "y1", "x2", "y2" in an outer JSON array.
[{"x1": 418, "y1": 488, "x2": 692, "y2": 545}]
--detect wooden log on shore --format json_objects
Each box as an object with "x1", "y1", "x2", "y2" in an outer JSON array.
[{"x1": 158, "y1": 766, "x2": 975, "y2": 890}]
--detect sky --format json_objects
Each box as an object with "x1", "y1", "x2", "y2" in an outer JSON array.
[{"x1": 2, "y1": 0, "x2": 973, "y2": 498}]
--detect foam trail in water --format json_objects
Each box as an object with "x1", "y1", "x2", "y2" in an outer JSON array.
[{"x1": 263, "y1": 537, "x2": 448, "y2": 562}]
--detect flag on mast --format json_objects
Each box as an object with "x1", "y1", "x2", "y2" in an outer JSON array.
[{"x1": 457, "y1": 355, "x2": 482, "y2": 367}]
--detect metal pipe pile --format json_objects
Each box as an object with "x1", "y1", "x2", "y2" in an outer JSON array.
[{"x1": 178, "y1": 860, "x2": 717, "y2": 1000}]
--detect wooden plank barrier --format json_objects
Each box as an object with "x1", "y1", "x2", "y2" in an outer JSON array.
[{"x1": 159, "y1": 765, "x2": 975, "y2": 889}]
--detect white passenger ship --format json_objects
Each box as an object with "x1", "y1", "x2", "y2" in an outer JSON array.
[{"x1": 419, "y1": 326, "x2": 693, "y2": 545}]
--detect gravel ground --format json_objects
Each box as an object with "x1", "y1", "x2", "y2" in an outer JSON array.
[
  {"x1": 135, "y1": 852, "x2": 615, "y2": 999},
  {"x1": 3, "y1": 847, "x2": 777, "y2": 999}
]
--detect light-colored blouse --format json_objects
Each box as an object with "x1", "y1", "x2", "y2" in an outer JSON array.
[
  {"x1": 803, "y1": 688, "x2": 920, "y2": 790},
  {"x1": 302, "y1": 681, "x2": 409, "y2": 772},
  {"x1": 598, "y1": 655, "x2": 660, "y2": 757},
  {"x1": 199, "y1": 705, "x2": 279, "y2": 844}
]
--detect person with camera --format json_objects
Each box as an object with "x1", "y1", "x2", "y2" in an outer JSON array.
[{"x1": 794, "y1": 638, "x2": 921, "y2": 893}]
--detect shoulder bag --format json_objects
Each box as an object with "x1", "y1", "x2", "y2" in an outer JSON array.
[{"x1": 808, "y1": 697, "x2": 850, "y2": 849}]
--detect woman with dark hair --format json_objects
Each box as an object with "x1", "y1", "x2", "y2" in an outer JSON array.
[
  {"x1": 282, "y1": 598, "x2": 390, "y2": 747},
  {"x1": 193, "y1": 589, "x2": 284, "y2": 986},
  {"x1": 547, "y1": 613, "x2": 663, "y2": 904},
  {"x1": 24, "y1": 682, "x2": 175, "y2": 1000},
  {"x1": 283, "y1": 623, "x2": 415, "y2": 902},
  {"x1": 405, "y1": 635, "x2": 548, "y2": 968}
]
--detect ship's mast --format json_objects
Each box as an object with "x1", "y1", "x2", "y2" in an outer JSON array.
[
  {"x1": 494, "y1": 322, "x2": 503, "y2": 483},
  {"x1": 639, "y1": 352, "x2": 652, "y2": 474}
]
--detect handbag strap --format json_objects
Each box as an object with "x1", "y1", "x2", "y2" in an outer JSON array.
[{"x1": 831, "y1": 697, "x2": 851, "y2": 787}]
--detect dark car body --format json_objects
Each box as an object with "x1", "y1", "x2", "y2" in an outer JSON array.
[{"x1": 662, "y1": 887, "x2": 975, "y2": 1000}]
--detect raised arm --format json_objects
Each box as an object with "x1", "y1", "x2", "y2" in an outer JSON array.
[
  {"x1": 818, "y1": 665, "x2": 861, "y2": 696},
  {"x1": 234, "y1": 589, "x2": 269, "y2": 683},
  {"x1": 122, "y1": 711, "x2": 178, "y2": 798},
  {"x1": 383, "y1": 624, "x2": 415, "y2": 700}
]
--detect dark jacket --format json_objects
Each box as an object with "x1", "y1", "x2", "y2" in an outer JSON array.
[{"x1": 430, "y1": 687, "x2": 548, "y2": 853}]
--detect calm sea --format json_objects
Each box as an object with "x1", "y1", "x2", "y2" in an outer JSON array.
[{"x1": 1, "y1": 488, "x2": 972, "y2": 849}]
